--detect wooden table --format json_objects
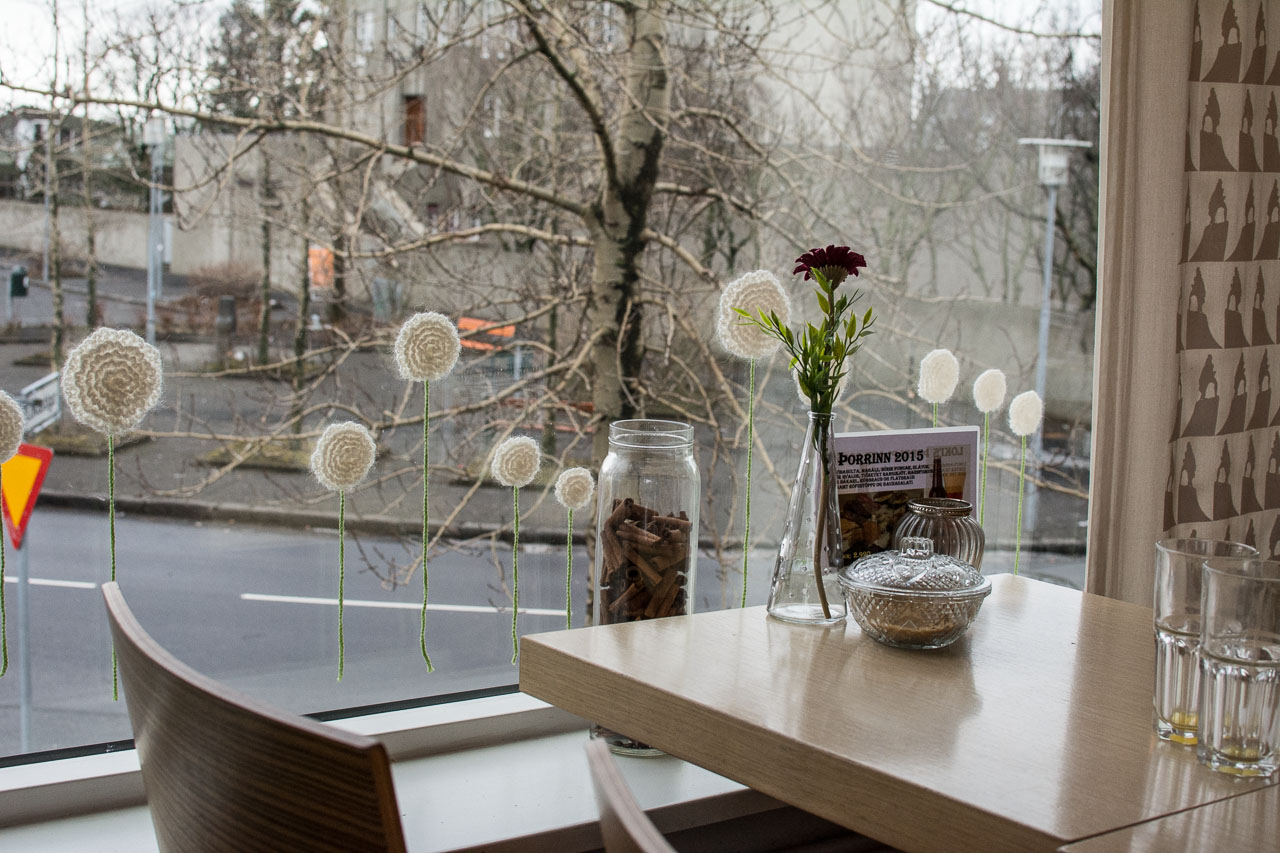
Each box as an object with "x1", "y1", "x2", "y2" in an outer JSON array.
[
  {"x1": 1057, "y1": 784, "x2": 1280, "y2": 852},
  {"x1": 519, "y1": 575, "x2": 1277, "y2": 853}
]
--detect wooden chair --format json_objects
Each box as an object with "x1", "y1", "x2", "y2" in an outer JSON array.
[
  {"x1": 102, "y1": 582, "x2": 407, "y2": 853},
  {"x1": 585, "y1": 738, "x2": 676, "y2": 853}
]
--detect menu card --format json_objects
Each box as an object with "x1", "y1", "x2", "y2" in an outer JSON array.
[{"x1": 832, "y1": 425, "x2": 980, "y2": 562}]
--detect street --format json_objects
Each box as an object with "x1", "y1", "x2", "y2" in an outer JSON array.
[{"x1": 0, "y1": 507, "x2": 597, "y2": 757}]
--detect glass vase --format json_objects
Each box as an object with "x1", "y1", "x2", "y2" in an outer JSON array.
[{"x1": 767, "y1": 411, "x2": 847, "y2": 625}]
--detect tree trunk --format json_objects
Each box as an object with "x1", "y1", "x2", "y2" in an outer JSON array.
[
  {"x1": 587, "y1": 1, "x2": 669, "y2": 463},
  {"x1": 49, "y1": 133, "x2": 65, "y2": 369},
  {"x1": 257, "y1": 156, "x2": 273, "y2": 365}
]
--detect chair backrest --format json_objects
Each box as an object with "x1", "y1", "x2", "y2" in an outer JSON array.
[
  {"x1": 103, "y1": 582, "x2": 406, "y2": 853},
  {"x1": 584, "y1": 738, "x2": 676, "y2": 853}
]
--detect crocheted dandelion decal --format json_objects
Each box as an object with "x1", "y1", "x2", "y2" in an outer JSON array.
[
  {"x1": 971, "y1": 369, "x2": 1007, "y2": 525},
  {"x1": 918, "y1": 348, "x2": 959, "y2": 428},
  {"x1": 492, "y1": 436, "x2": 540, "y2": 662},
  {"x1": 1008, "y1": 390, "x2": 1044, "y2": 576},
  {"x1": 394, "y1": 311, "x2": 461, "y2": 672},
  {"x1": 62, "y1": 327, "x2": 162, "y2": 699},
  {"x1": 553, "y1": 467, "x2": 594, "y2": 629},
  {"x1": 0, "y1": 391, "x2": 24, "y2": 678},
  {"x1": 716, "y1": 270, "x2": 790, "y2": 608},
  {"x1": 311, "y1": 422, "x2": 376, "y2": 680}
]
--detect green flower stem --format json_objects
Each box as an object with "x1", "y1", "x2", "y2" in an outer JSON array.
[
  {"x1": 932, "y1": 402, "x2": 939, "y2": 428},
  {"x1": 0, "y1": 469, "x2": 6, "y2": 678},
  {"x1": 511, "y1": 486, "x2": 520, "y2": 664},
  {"x1": 979, "y1": 412, "x2": 991, "y2": 525},
  {"x1": 565, "y1": 508, "x2": 573, "y2": 629},
  {"x1": 420, "y1": 382, "x2": 434, "y2": 672},
  {"x1": 741, "y1": 357, "x2": 756, "y2": 608},
  {"x1": 338, "y1": 490, "x2": 346, "y2": 681},
  {"x1": 109, "y1": 434, "x2": 118, "y2": 701},
  {"x1": 1014, "y1": 435, "x2": 1027, "y2": 576}
]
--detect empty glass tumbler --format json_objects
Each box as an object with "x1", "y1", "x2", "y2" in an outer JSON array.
[
  {"x1": 1196, "y1": 556, "x2": 1280, "y2": 778},
  {"x1": 1152, "y1": 538, "x2": 1258, "y2": 744}
]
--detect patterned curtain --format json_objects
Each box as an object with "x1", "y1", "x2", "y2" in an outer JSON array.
[{"x1": 1092, "y1": 0, "x2": 1280, "y2": 604}]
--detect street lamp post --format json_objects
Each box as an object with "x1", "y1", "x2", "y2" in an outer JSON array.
[
  {"x1": 143, "y1": 116, "x2": 167, "y2": 345},
  {"x1": 1017, "y1": 137, "x2": 1091, "y2": 537}
]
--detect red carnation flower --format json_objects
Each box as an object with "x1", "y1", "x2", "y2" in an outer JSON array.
[{"x1": 793, "y1": 244, "x2": 867, "y2": 287}]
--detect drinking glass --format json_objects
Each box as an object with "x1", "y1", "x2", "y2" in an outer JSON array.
[
  {"x1": 1196, "y1": 557, "x2": 1280, "y2": 777},
  {"x1": 1153, "y1": 539, "x2": 1257, "y2": 744}
]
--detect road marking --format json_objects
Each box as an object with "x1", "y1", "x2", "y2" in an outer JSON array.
[
  {"x1": 3, "y1": 577, "x2": 98, "y2": 589},
  {"x1": 241, "y1": 592, "x2": 563, "y2": 617}
]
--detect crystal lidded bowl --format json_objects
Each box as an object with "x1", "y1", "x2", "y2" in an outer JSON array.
[{"x1": 838, "y1": 537, "x2": 991, "y2": 649}]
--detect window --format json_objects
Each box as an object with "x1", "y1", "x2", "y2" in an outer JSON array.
[
  {"x1": 403, "y1": 95, "x2": 426, "y2": 146},
  {"x1": 355, "y1": 10, "x2": 375, "y2": 54},
  {"x1": 0, "y1": 1, "x2": 1101, "y2": 764}
]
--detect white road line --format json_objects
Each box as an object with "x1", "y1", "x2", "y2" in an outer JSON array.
[
  {"x1": 241, "y1": 592, "x2": 563, "y2": 617},
  {"x1": 2, "y1": 577, "x2": 99, "y2": 589}
]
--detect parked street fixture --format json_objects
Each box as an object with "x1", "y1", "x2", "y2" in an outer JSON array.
[
  {"x1": 143, "y1": 117, "x2": 167, "y2": 345},
  {"x1": 1017, "y1": 137, "x2": 1091, "y2": 536}
]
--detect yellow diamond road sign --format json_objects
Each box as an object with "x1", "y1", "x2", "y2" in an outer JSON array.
[{"x1": 2, "y1": 443, "x2": 53, "y2": 550}]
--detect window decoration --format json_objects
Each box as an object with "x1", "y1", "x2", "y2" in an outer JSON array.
[
  {"x1": 61, "y1": 327, "x2": 162, "y2": 699},
  {"x1": 491, "y1": 436, "x2": 540, "y2": 662},
  {"x1": 394, "y1": 311, "x2": 460, "y2": 672},
  {"x1": 310, "y1": 421, "x2": 377, "y2": 681},
  {"x1": 554, "y1": 467, "x2": 595, "y2": 629}
]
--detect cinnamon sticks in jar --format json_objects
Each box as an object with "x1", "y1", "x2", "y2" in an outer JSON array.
[{"x1": 598, "y1": 498, "x2": 693, "y2": 624}]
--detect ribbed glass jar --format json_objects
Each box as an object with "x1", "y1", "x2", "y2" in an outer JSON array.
[
  {"x1": 891, "y1": 497, "x2": 985, "y2": 569},
  {"x1": 591, "y1": 419, "x2": 700, "y2": 755}
]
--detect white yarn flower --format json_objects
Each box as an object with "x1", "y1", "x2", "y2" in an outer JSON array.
[
  {"x1": 554, "y1": 467, "x2": 595, "y2": 511},
  {"x1": 491, "y1": 436, "x2": 541, "y2": 488},
  {"x1": 310, "y1": 422, "x2": 377, "y2": 491},
  {"x1": 716, "y1": 270, "x2": 791, "y2": 360},
  {"x1": 62, "y1": 327, "x2": 163, "y2": 435},
  {"x1": 0, "y1": 391, "x2": 24, "y2": 462},
  {"x1": 972, "y1": 369, "x2": 1008, "y2": 414},
  {"x1": 394, "y1": 311, "x2": 461, "y2": 382},
  {"x1": 917, "y1": 348, "x2": 960, "y2": 405},
  {"x1": 1009, "y1": 390, "x2": 1044, "y2": 437}
]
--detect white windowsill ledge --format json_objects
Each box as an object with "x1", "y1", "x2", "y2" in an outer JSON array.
[{"x1": 0, "y1": 692, "x2": 783, "y2": 852}]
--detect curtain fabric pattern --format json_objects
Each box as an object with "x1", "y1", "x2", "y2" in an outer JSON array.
[{"x1": 1092, "y1": 0, "x2": 1280, "y2": 603}]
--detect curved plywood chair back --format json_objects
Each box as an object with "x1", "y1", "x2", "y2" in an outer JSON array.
[
  {"x1": 102, "y1": 582, "x2": 406, "y2": 853},
  {"x1": 585, "y1": 738, "x2": 676, "y2": 853}
]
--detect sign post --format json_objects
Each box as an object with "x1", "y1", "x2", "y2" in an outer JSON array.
[{"x1": 2, "y1": 443, "x2": 53, "y2": 753}]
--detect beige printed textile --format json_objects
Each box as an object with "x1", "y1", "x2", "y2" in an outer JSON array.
[{"x1": 1169, "y1": 0, "x2": 1280, "y2": 554}]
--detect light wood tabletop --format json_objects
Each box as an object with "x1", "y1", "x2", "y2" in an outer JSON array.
[
  {"x1": 1056, "y1": 784, "x2": 1280, "y2": 852},
  {"x1": 519, "y1": 574, "x2": 1277, "y2": 853}
]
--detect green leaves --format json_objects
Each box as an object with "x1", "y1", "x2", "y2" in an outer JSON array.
[{"x1": 731, "y1": 268, "x2": 875, "y2": 416}]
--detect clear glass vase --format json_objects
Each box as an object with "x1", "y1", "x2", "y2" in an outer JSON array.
[{"x1": 767, "y1": 411, "x2": 847, "y2": 625}]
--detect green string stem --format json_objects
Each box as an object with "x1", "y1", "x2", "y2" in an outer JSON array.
[
  {"x1": 932, "y1": 402, "x2": 939, "y2": 428},
  {"x1": 0, "y1": 469, "x2": 7, "y2": 678},
  {"x1": 511, "y1": 486, "x2": 520, "y2": 664},
  {"x1": 741, "y1": 358, "x2": 755, "y2": 608},
  {"x1": 338, "y1": 490, "x2": 346, "y2": 681},
  {"x1": 420, "y1": 382, "x2": 434, "y2": 672},
  {"x1": 109, "y1": 434, "x2": 118, "y2": 701},
  {"x1": 979, "y1": 412, "x2": 991, "y2": 525},
  {"x1": 1014, "y1": 435, "x2": 1027, "y2": 576},
  {"x1": 565, "y1": 508, "x2": 573, "y2": 629}
]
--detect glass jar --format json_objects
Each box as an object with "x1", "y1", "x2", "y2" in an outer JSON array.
[
  {"x1": 892, "y1": 497, "x2": 985, "y2": 569},
  {"x1": 591, "y1": 419, "x2": 700, "y2": 755}
]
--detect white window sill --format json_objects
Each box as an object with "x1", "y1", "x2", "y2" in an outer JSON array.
[{"x1": 0, "y1": 693, "x2": 783, "y2": 852}]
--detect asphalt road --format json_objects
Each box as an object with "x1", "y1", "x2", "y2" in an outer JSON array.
[{"x1": 0, "y1": 507, "x2": 604, "y2": 757}]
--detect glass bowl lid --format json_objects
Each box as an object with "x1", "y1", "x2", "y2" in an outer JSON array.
[{"x1": 839, "y1": 537, "x2": 988, "y2": 597}]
